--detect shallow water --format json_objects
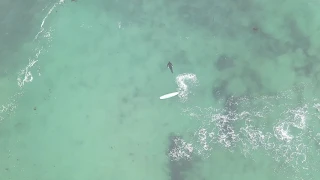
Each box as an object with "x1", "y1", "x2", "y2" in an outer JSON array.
[{"x1": 1, "y1": 0, "x2": 320, "y2": 179}]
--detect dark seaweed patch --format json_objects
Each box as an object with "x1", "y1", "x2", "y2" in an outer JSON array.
[
  {"x1": 167, "y1": 133, "x2": 200, "y2": 180},
  {"x1": 212, "y1": 80, "x2": 229, "y2": 100},
  {"x1": 286, "y1": 18, "x2": 310, "y2": 53},
  {"x1": 294, "y1": 62, "x2": 313, "y2": 77},
  {"x1": 215, "y1": 54, "x2": 234, "y2": 71}
]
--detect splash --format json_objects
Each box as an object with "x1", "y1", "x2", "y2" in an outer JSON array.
[{"x1": 175, "y1": 73, "x2": 198, "y2": 102}]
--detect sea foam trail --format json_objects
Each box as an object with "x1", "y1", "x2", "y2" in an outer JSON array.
[
  {"x1": 17, "y1": 0, "x2": 63, "y2": 87},
  {"x1": 1, "y1": 1, "x2": 63, "y2": 121}
]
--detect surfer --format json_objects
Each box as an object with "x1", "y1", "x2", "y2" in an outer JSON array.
[{"x1": 167, "y1": 61, "x2": 173, "y2": 73}]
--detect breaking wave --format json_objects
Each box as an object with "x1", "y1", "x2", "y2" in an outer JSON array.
[
  {"x1": 169, "y1": 80, "x2": 320, "y2": 179},
  {"x1": 1, "y1": 0, "x2": 63, "y2": 121}
]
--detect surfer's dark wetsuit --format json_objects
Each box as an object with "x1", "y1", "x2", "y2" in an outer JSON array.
[{"x1": 167, "y1": 61, "x2": 173, "y2": 73}]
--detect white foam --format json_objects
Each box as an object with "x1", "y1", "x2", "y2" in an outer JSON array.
[
  {"x1": 18, "y1": 1, "x2": 61, "y2": 87},
  {"x1": 168, "y1": 136, "x2": 194, "y2": 161},
  {"x1": 34, "y1": 3, "x2": 57, "y2": 41},
  {"x1": 175, "y1": 73, "x2": 198, "y2": 102},
  {"x1": 173, "y1": 84, "x2": 320, "y2": 179}
]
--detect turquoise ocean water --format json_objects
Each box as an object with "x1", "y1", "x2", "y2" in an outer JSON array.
[{"x1": 1, "y1": 0, "x2": 320, "y2": 179}]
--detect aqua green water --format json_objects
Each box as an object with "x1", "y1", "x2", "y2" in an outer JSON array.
[{"x1": 1, "y1": 0, "x2": 320, "y2": 179}]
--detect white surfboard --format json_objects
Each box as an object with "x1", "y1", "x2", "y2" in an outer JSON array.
[{"x1": 160, "y1": 91, "x2": 179, "y2": 100}]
